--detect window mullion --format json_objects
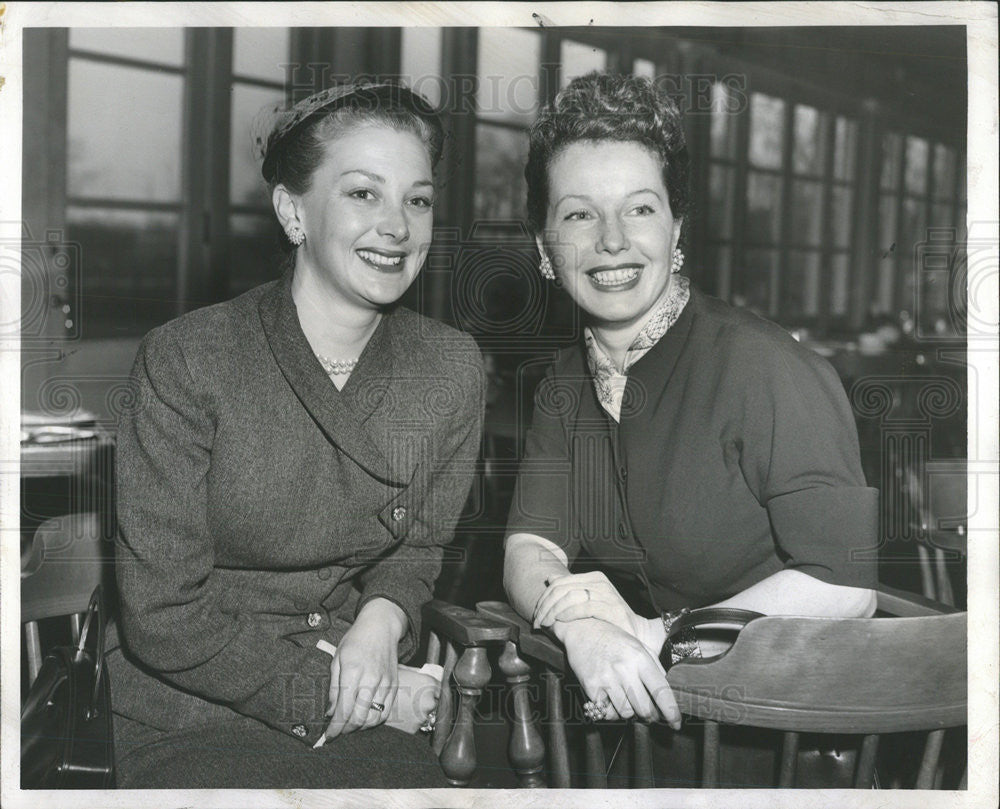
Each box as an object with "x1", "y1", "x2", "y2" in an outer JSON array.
[
  {"x1": 817, "y1": 110, "x2": 837, "y2": 335},
  {"x1": 206, "y1": 29, "x2": 234, "y2": 304},
  {"x1": 775, "y1": 101, "x2": 795, "y2": 321}
]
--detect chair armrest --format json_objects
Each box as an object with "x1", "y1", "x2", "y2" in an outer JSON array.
[
  {"x1": 876, "y1": 584, "x2": 961, "y2": 616},
  {"x1": 422, "y1": 599, "x2": 514, "y2": 647},
  {"x1": 475, "y1": 601, "x2": 567, "y2": 672}
]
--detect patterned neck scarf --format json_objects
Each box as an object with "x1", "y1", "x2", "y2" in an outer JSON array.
[{"x1": 584, "y1": 274, "x2": 690, "y2": 422}]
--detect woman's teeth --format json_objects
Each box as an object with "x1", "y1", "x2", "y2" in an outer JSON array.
[
  {"x1": 357, "y1": 249, "x2": 404, "y2": 267},
  {"x1": 591, "y1": 268, "x2": 639, "y2": 286}
]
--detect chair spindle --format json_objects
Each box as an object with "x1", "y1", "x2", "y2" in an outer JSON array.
[
  {"x1": 439, "y1": 645, "x2": 491, "y2": 786},
  {"x1": 25, "y1": 621, "x2": 43, "y2": 684},
  {"x1": 916, "y1": 729, "x2": 946, "y2": 789},
  {"x1": 632, "y1": 721, "x2": 655, "y2": 788},
  {"x1": 702, "y1": 720, "x2": 721, "y2": 788},
  {"x1": 499, "y1": 640, "x2": 546, "y2": 787},
  {"x1": 584, "y1": 725, "x2": 608, "y2": 788},
  {"x1": 854, "y1": 733, "x2": 880, "y2": 788},
  {"x1": 543, "y1": 669, "x2": 571, "y2": 788},
  {"x1": 778, "y1": 730, "x2": 800, "y2": 787},
  {"x1": 432, "y1": 641, "x2": 460, "y2": 757}
]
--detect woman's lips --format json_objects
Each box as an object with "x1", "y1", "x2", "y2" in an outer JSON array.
[
  {"x1": 357, "y1": 248, "x2": 406, "y2": 272},
  {"x1": 587, "y1": 265, "x2": 642, "y2": 290}
]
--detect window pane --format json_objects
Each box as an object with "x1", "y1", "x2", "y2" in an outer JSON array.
[
  {"x1": 231, "y1": 84, "x2": 285, "y2": 207},
  {"x1": 478, "y1": 29, "x2": 541, "y2": 124},
  {"x1": 791, "y1": 180, "x2": 824, "y2": 247},
  {"x1": 707, "y1": 244, "x2": 732, "y2": 300},
  {"x1": 831, "y1": 187, "x2": 853, "y2": 248},
  {"x1": 748, "y1": 93, "x2": 785, "y2": 169},
  {"x1": 881, "y1": 133, "x2": 902, "y2": 190},
  {"x1": 933, "y1": 144, "x2": 956, "y2": 200},
  {"x1": 832, "y1": 117, "x2": 857, "y2": 181},
  {"x1": 230, "y1": 214, "x2": 285, "y2": 296},
  {"x1": 905, "y1": 137, "x2": 929, "y2": 194},
  {"x1": 474, "y1": 125, "x2": 529, "y2": 221},
  {"x1": 401, "y1": 27, "x2": 444, "y2": 107},
  {"x1": 792, "y1": 106, "x2": 827, "y2": 176},
  {"x1": 710, "y1": 82, "x2": 739, "y2": 160},
  {"x1": 875, "y1": 251, "x2": 895, "y2": 314},
  {"x1": 901, "y1": 197, "x2": 928, "y2": 255},
  {"x1": 633, "y1": 58, "x2": 656, "y2": 79},
  {"x1": 930, "y1": 202, "x2": 955, "y2": 231},
  {"x1": 708, "y1": 165, "x2": 735, "y2": 240},
  {"x1": 741, "y1": 248, "x2": 777, "y2": 315},
  {"x1": 560, "y1": 40, "x2": 606, "y2": 87},
  {"x1": 233, "y1": 28, "x2": 290, "y2": 84},
  {"x1": 67, "y1": 61, "x2": 183, "y2": 201},
  {"x1": 746, "y1": 172, "x2": 782, "y2": 243},
  {"x1": 67, "y1": 207, "x2": 179, "y2": 337},
  {"x1": 879, "y1": 194, "x2": 898, "y2": 254},
  {"x1": 830, "y1": 253, "x2": 850, "y2": 315},
  {"x1": 70, "y1": 28, "x2": 184, "y2": 66},
  {"x1": 784, "y1": 250, "x2": 821, "y2": 317}
]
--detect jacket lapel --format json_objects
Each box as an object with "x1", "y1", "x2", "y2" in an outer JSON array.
[{"x1": 257, "y1": 269, "x2": 409, "y2": 486}]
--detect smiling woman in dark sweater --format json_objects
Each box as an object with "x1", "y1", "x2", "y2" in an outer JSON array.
[
  {"x1": 108, "y1": 82, "x2": 483, "y2": 788},
  {"x1": 503, "y1": 73, "x2": 878, "y2": 739}
]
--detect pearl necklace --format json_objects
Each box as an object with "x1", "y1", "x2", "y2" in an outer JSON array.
[{"x1": 316, "y1": 355, "x2": 359, "y2": 376}]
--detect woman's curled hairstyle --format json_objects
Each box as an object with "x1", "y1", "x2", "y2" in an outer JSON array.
[
  {"x1": 258, "y1": 81, "x2": 444, "y2": 196},
  {"x1": 525, "y1": 72, "x2": 690, "y2": 234}
]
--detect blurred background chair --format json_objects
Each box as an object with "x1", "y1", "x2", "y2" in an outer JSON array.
[
  {"x1": 905, "y1": 460, "x2": 967, "y2": 606},
  {"x1": 21, "y1": 512, "x2": 115, "y2": 686}
]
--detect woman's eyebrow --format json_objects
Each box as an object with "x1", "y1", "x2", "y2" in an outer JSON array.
[
  {"x1": 339, "y1": 169, "x2": 385, "y2": 182},
  {"x1": 555, "y1": 188, "x2": 663, "y2": 206},
  {"x1": 339, "y1": 169, "x2": 434, "y2": 189}
]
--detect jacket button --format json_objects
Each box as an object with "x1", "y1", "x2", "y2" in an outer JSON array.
[
  {"x1": 391, "y1": 506, "x2": 407, "y2": 522},
  {"x1": 618, "y1": 465, "x2": 628, "y2": 480},
  {"x1": 317, "y1": 567, "x2": 332, "y2": 581},
  {"x1": 307, "y1": 612, "x2": 323, "y2": 628},
  {"x1": 292, "y1": 724, "x2": 307, "y2": 738}
]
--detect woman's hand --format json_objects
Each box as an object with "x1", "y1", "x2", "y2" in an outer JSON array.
[
  {"x1": 559, "y1": 618, "x2": 681, "y2": 729},
  {"x1": 534, "y1": 571, "x2": 652, "y2": 642},
  {"x1": 324, "y1": 598, "x2": 407, "y2": 740}
]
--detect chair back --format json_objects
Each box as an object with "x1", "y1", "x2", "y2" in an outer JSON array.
[
  {"x1": 472, "y1": 588, "x2": 967, "y2": 789},
  {"x1": 667, "y1": 612, "x2": 966, "y2": 734}
]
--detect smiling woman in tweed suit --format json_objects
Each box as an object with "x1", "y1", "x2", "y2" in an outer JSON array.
[{"x1": 106, "y1": 83, "x2": 484, "y2": 788}]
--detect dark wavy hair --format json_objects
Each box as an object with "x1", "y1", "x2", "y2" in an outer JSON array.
[
  {"x1": 525, "y1": 72, "x2": 690, "y2": 235},
  {"x1": 261, "y1": 82, "x2": 444, "y2": 197}
]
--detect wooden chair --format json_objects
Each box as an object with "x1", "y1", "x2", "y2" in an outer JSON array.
[
  {"x1": 21, "y1": 513, "x2": 115, "y2": 684},
  {"x1": 461, "y1": 586, "x2": 967, "y2": 789}
]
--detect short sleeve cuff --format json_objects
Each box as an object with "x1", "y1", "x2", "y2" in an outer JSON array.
[{"x1": 767, "y1": 485, "x2": 879, "y2": 590}]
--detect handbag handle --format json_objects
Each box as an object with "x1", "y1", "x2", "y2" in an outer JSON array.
[
  {"x1": 664, "y1": 607, "x2": 765, "y2": 670},
  {"x1": 666, "y1": 607, "x2": 765, "y2": 640},
  {"x1": 75, "y1": 585, "x2": 106, "y2": 720}
]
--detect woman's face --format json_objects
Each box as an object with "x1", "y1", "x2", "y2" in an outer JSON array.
[
  {"x1": 539, "y1": 140, "x2": 681, "y2": 331},
  {"x1": 290, "y1": 125, "x2": 434, "y2": 309}
]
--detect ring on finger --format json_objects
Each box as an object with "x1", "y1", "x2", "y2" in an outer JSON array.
[
  {"x1": 368, "y1": 701, "x2": 386, "y2": 714},
  {"x1": 583, "y1": 696, "x2": 610, "y2": 721}
]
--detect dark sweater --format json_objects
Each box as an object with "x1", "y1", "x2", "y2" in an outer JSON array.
[{"x1": 507, "y1": 286, "x2": 877, "y2": 613}]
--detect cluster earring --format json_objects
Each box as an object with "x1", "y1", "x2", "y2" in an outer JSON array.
[
  {"x1": 671, "y1": 247, "x2": 684, "y2": 274},
  {"x1": 539, "y1": 254, "x2": 556, "y2": 281},
  {"x1": 286, "y1": 226, "x2": 305, "y2": 246}
]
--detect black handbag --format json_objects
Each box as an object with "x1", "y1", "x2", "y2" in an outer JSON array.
[{"x1": 21, "y1": 585, "x2": 115, "y2": 789}]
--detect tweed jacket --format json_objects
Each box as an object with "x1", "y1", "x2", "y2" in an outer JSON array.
[{"x1": 108, "y1": 269, "x2": 484, "y2": 747}]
